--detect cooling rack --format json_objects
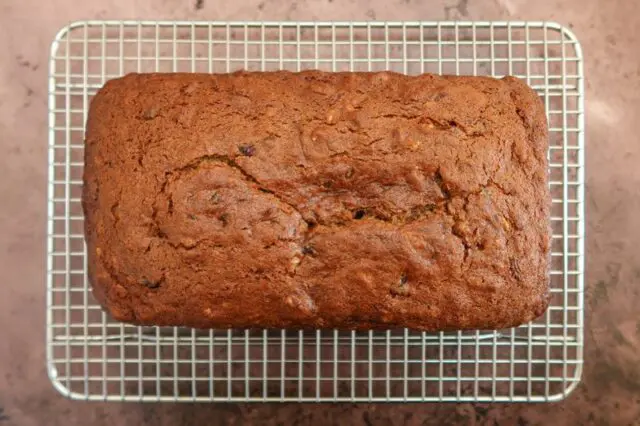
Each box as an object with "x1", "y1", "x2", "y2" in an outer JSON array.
[{"x1": 47, "y1": 20, "x2": 585, "y2": 402}]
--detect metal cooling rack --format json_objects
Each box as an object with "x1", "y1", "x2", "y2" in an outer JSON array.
[{"x1": 47, "y1": 21, "x2": 585, "y2": 402}]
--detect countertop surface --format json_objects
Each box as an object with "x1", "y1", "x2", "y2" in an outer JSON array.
[{"x1": 1, "y1": 0, "x2": 639, "y2": 425}]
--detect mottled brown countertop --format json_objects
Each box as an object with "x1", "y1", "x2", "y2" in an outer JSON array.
[{"x1": 1, "y1": 0, "x2": 639, "y2": 425}]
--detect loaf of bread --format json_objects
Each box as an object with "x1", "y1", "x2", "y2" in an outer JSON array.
[{"x1": 83, "y1": 71, "x2": 550, "y2": 330}]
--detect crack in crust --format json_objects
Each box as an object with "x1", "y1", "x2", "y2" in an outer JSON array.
[
  {"x1": 157, "y1": 154, "x2": 313, "y2": 228},
  {"x1": 147, "y1": 154, "x2": 312, "y2": 254}
]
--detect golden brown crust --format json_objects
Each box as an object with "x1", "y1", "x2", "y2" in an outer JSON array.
[{"x1": 83, "y1": 71, "x2": 549, "y2": 330}]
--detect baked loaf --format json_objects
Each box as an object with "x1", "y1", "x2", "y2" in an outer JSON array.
[{"x1": 83, "y1": 71, "x2": 550, "y2": 330}]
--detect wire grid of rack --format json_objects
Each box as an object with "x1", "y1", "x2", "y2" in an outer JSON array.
[{"x1": 47, "y1": 21, "x2": 585, "y2": 402}]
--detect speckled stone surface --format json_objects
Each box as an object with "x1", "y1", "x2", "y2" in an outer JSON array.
[{"x1": 1, "y1": 0, "x2": 639, "y2": 425}]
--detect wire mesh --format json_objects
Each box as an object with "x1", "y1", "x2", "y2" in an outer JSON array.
[{"x1": 47, "y1": 21, "x2": 585, "y2": 402}]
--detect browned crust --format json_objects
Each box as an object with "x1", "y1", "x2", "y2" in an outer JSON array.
[{"x1": 83, "y1": 71, "x2": 549, "y2": 330}]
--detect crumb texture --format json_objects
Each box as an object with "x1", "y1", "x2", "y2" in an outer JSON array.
[{"x1": 83, "y1": 71, "x2": 550, "y2": 330}]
